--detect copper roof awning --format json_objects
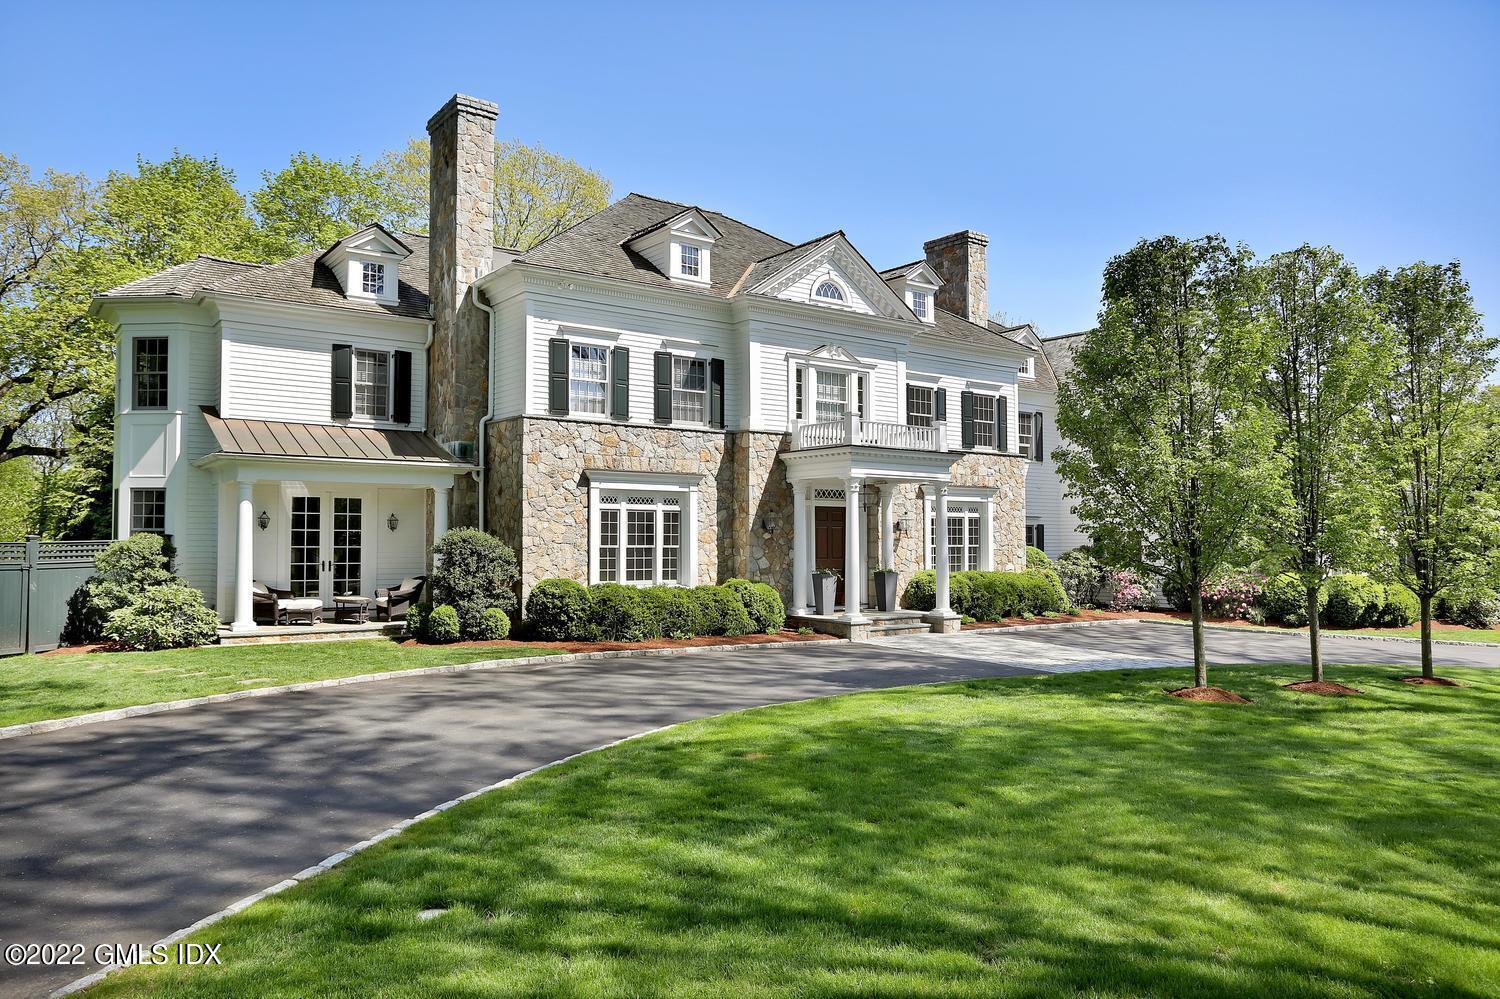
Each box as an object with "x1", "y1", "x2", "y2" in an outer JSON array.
[{"x1": 200, "y1": 407, "x2": 465, "y2": 465}]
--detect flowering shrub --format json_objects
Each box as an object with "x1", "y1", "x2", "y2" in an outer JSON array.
[
  {"x1": 1108, "y1": 570, "x2": 1149, "y2": 611},
  {"x1": 1201, "y1": 572, "x2": 1263, "y2": 620}
]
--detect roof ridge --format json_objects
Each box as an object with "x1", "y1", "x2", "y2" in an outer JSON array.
[
  {"x1": 627, "y1": 191, "x2": 794, "y2": 250},
  {"x1": 194, "y1": 254, "x2": 265, "y2": 268},
  {"x1": 878, "y1": 259, "x2": 923, "y2": 277},
  {"x1": 755, "y1": 229, "x2": 843, "y2": 264}
]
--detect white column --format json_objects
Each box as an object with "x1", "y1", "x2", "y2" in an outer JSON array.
[
  {"x1": 433, "y1": 485, "x2": 451, "y2": 544},
  {"x1": 933, "y1": 484, "x2": 952, "y2": 616},
  {"x1": 844, "y1": 478, "x2": 867, "y2": 622},
  {"x1": 981, "y1": 495, "x2": 995, "y2": 571},
  {"x1": 683, "y1": 486, "x2": 699, "y2": 587},
  {"x1": 791, "y1": 483, "x2": 809, "y2": 614},
  {"x1": 230, "y1": 482, "x2": 255, "y2": 632},
  {"x1": 879, "y1": 486, "x2": 895, "y2": 570}
]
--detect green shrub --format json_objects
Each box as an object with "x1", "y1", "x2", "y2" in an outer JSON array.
[
  {"x1": 641, "y1": 586, "x2": 699, "y2": 639},
  {"x1": 103, "y1": 582, "x2": 220, "y2": 651},
  {"x1": 589, "y1": 583, "x2": 660, "y2": 642},
  {"x1": 1374, "y1": 581, "x2": 1420, "y2": 628},
  {"x1": 692, "y1": 585, "x2": 753, "y2": 637},
  {"x1": 405, "y1": 602, "x2": 431, "y2": 638},
  {"x1": 425, "y1": 604, "x2": 461, "y2": 644},
  {"x1": 525, "y1": 579, "x2": 592, "y2": 641},
  {"x1": 906, "y1": 569, "x2": 1066, "y2": 622},
  {"x1": 901, "y1": 570, "x2": 936, "y2": 611},
  {"x1": 473, "y1": 607, "x2": 511, "y2": 641},
  {"x1": 1258, "y1": 573, "x2": 1325, "y2": 627},
  {"x1": 1025, "y1": 546, "x2": 1052, "y2": 570},
  {"x1": 1054, "y1": 548, "x2": 1109, "y2": 609},
  {"x1": 68, "y1": 533, "x2": 177, "y2": 642},
  {"x1": 429, "y1": 529, "x2": 519, "y2": 638},
  {"x1": 1440, "y1": 585, "x2": 1499, "y2": 629},
  {"x1": 1028, "y1": 568, "x2": 1072, "y2": 614},
  {"x1": 1323, "y1": 573, "x2": 1383, "y2": 629},
  {"x1": 724, "y1": 578, "x2": 786, "y2": 634}
]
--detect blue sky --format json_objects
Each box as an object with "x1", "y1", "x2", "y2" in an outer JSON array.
[{"x1": 4, "y1": 0, "x2": 1496, "y2": 338}]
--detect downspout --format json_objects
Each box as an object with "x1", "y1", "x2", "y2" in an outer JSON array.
[{"x1": 470, "y1": 284, "x2": 495, "y2": 532}]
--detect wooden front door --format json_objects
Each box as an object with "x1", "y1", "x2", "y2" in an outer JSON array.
[{"x1": 814, "y1": 506, "x2": 846, "y2": 606}]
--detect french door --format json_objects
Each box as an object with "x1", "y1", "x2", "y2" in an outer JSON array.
[{"x1": 289, "y1": 494, "x2": 365, "y2": 604}]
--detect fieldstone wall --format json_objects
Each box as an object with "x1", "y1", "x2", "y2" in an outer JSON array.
[
  {"x1": 952, "y1": 452, "x2": 1029, "y2": 572},
  {"x1": 733, "y1": 432, "x2": 796, "y2": 601}
]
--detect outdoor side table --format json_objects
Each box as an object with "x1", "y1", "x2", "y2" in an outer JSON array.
[{"x1": 333, "y1": 595, "x2": 373, "y2": 624}]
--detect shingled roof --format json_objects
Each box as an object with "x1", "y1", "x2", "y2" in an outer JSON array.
[{"x1": 1040, "y1": 331, "x2": 1088, "y2": 387}]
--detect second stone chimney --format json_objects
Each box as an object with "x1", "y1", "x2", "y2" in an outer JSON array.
[
  {"x1": 923, "y1": 230, "x2": 989, "y2": 324},
  {"x1": 427, "y1": 93, "x2": 498, "y2": 527}
]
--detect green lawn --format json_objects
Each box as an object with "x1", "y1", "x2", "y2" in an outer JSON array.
[
  {"x1": 89, "y1": 664, "x2": 1500, "y2": 998},
  {"x1": 1342, "y1": 627, "x2": 1500, "y2": 643},
  {"x1": 0, "y1": 639, "x2": 556, "y2": 728}
]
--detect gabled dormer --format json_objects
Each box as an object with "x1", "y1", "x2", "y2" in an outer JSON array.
[
  {"x1": 624, "y1": 207, "x2": 722, "y2": 285},
  {"x1": 318, "y1": 224, "x2": 413, "y2": 307},
  {"x1": 880, "y1": 261, "x2": 942, "y2": 325}
]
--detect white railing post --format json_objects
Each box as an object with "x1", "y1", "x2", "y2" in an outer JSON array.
[
  {"x1": 844, "y1": 410, "x2": 860, "y2": 447},
  {"x1": 934, "y1": 419, "x2": 949, "y2": 452}
]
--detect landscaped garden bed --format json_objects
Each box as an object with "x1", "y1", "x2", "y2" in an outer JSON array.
[
  {"x1": 82, "y1": 663, "x2": 1500, "y2": 998},
  {"x1": 398, "y1": 629, "x2": 835, "y2": 654}
]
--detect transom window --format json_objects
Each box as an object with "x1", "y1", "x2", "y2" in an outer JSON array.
[
  {"x1": 814, "y1": 280, "x2": 845, "y2": 302},
  {"x1": 679, "y1": 244, "x2": 701, "y2": 278},
  {"x1": 910, "y1": 290, "x2": 929, "y2": 319},
  {"x1": 596, "y1": 492, "x2": 684, "y2": 585},
  {"x1": 361, "y1": 261, "x2": 386, "y2": 295},
  {"x1": 814, "y1": 369, "x2": 848, "y2": 423},
  {"x1": 972, "y1": 394, "x2": 997, "y2": 449},
  {"x1": 353, "y1": 349, "x2": 389, "y2": 419},
  {"x1": 1019, "y1": 412, "x2": 1033, "y2": 459},
  {"x1": 570, "y1": 344, "x2": 609, "y2": 415},
  {"x1": 671, "y1": 357, "x2": 707, "y2": 423},
  {"x1": 130, "y1": 487, "x2": 166, "y2": 535},
  {"x1": 929, "y1": 503, "x2": 983, "y2": 572},
  {"x1": 132, "y1": 337, "x2": 168, "y2": 409},
  {"x1": 906, "y1": 385, "x2": 934, "y2": 428}
]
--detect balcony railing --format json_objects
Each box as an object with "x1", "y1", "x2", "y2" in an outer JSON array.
[{"x1": 791, "y1": 413, "x2": 947, "y2": 452}]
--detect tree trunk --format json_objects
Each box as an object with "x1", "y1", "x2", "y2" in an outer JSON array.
[
  {"x1": 1419, "y1": 591, "x2": 1434, "y2": 679},
  {"x1": 1189, "y1": 586, "x2": 1207, "y2": 689},
  {"x1": 1307, "y1": 584, "x2": 1323, "y2": 683}
]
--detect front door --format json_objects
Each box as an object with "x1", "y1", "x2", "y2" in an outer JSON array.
[
  {"x1": 814, "y1": 506, "x2": 846, "y2": 606},
  {"x1": 289, "y1": 494, "x2": 365, "y2": 604}
]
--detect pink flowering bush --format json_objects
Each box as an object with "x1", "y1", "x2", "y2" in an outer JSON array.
[
  {"x1": 1108, "y1": 570, "x2": 1149, "y2": 611},
  {"x1": 1201, "y1": 572, "x2": 1264, "y2": 620}
]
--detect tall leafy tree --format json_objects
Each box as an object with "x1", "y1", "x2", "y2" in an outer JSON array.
[
  {"x1": 251, "y1": 152, "x2": 408, "y2": 258},
  {"x1": 89, "y1": 152, "x2": 256, "y2": 273},
  {"x1": 1055, "y1": 235, "x2": 1283, "y2": 689},
  {"x1": 1256, "y1": 245, "x2": 1386, "y2": 681},
  {"x1": 1366, "y1": 262, "x2": 1498, "y2": 677},
  {"x1": 372, "y1": 138, "x2": 431, "y2": 234}
]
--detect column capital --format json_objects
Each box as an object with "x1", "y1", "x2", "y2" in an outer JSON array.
[{"x1": 844, "y1": 477, "x2": 863, "y2": 494}]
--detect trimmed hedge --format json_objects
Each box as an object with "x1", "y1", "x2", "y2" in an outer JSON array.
[
  {"x1": 1374, "y1": 581, "x2": 1419, "y2": 628},
  {"x1": 1258, "y1": 573, "x2": 1324, "y2": 627},
  {"x1": 424, "y1": 604, "x2": 461, "y2": 643},
  {"x1": 724, "y1": 578, "x2": 787, "y2": 634},
  {"x1": 901, "y1": 569, "x2": 1067, "y2": 620},
  {"x1": 691, "y1": 585, "x2": 754, "y2": 637},
  {"x1": 589, "y1": 583, "x2": 661, "y2": 642},
  {"x1": 1323, "y1": 574, "x2": 1383, "y2": 629},
  {"x1": 642, "y1": 586, "x2": 700, "y2": 639},
  {"x1": 525, "y1": 579, "x2": 592, "y2": 641},
  {"x1": 474, "y1": 607, "x2": 511, "y2": 641}
]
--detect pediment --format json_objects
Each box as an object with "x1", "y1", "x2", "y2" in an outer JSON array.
[
  {"x1": 886, "y1": 261, "x2": 941, "y2": 288},
  {"x1": 322, "y1": 223, "x2": 412, "y2": 262},
  {"x1": 808, "y1": 344, "x2": 862, "y2": 364},
  {"x1": 748, "y1": 235, "x2": 916, "y2": 322}
]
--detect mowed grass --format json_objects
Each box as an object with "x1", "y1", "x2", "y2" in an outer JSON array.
[
  {"x1": 1341, "y1": 627, "x2": 1500, "y2": 643},
  {"x1": 0, "y1": 639, "x2": 557, "y2": 727},
  {"x1": 90, "y1": 664, "x2": 1500, "y2": 998}
]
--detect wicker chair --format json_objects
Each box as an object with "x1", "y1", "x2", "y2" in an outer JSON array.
[{"x1": 374, "y1": 577, "x2": 425, "y2": 621}]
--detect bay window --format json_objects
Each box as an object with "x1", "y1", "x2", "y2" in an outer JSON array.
[{"x1": 589, "y1": 473, "x2": 699, "y2": 587}]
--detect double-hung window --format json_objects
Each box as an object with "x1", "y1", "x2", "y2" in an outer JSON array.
[
  {"x1": 1018, "y1": 412, "x2": 1033, "y2": 459},
  {"x1": 972, "y1": 394, "x2": 997, "y2": 449},
  {"x1": 679, "y1": 244, "x2": 701, "y2": 278},
  {"x1": 671, "y1": 357, "x2": 707, "y2": 423},
  {"x1": 130, "y1": 487, "x2": 166, "y2": 535},
  {"x1": 906, "y1": 385, "x2": 935, "y2": 427},
  {"x1": 353, "y1": 349, "x2": 390, "y2": 419},
  {"x1": 814, "y1": 370, "x2": 848, "y2": 423},
  {"x1": 929, "y1": 502, "x2": 982, "y2": 572},
  {"x1": 132, "y1": 337, "x2": 168, "y2": 409},
  {"x1": 911, "y1": 290, "x2": 929, "y2": 319},
  {"x1": 596, "y1": 492, "x2": 684, "y2": 585},
  {"x1": 570, "y1": 344, "x2": 609, "y2": 415}
]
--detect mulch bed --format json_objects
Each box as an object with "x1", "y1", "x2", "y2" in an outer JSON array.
[
  {"x1": 1283, "y1": 680, "x2": 1364, "y2": 696},
  {"x1": 39, "y1": 641, "x2": 128, "y2": 656},
  {"x1": 1165, "y1": 686, "x2": 1253, "y2": 703},
  {"x1": 1398, "y1": 676, "x2": 1464, "y2": 687},
  {"x1": 397, "y1": 630, "x2": 837, "y2": 654}
]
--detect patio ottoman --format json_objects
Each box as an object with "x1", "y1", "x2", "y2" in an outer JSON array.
[{"x1": 280, "y1": 597, "x2": 323, "y2": 626}]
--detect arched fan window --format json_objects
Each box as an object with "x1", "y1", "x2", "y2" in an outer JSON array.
[{"x1": 814, "y1": 280, "x2": 845, "y2": 302}]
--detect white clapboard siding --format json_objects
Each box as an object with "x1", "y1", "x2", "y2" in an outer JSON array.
[{"x1": 1019, "y1": 387, "x2": 1089, "y2": 554}]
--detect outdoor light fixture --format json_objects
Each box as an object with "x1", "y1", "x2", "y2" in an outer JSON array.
[
  {"x1": 257, "y1": 510, "x2": 269, "y2": 531},
  {"x1": 387, "y1": 512, "x2": 400, "y2": 532},
  {"x1": 894, "y1": 519, "x2": 906, "y2": 533}
]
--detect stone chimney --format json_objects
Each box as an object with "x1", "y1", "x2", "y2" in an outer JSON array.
[
  {"x1": 427, "y1": 93, "x2": 497, "y2": 528},
  {"x1": 923, "y1": 230, "x2": 989, "y2": 324}
]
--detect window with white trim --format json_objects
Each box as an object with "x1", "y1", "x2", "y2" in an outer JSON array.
[
  {"x1": 906, "y1": 385, "x2": 934, "y2": 427},
  {"x1": 910, "y1": 290, "x2": 929, "y2": 319},
  {"x1": 1019, "y1": 412, "x2": 1033, "y2": 459},
  {"x1": 130, "y1": 487, "x2": 166, "y2": 535},
  {"x1": 353, "y1": 349, "x2": 389, "y2": 419},
  {"x1": 361, "y1": 261, "x2": 386, "y2": 296},
  {"x1": 814, "y1": 369, "x2": 848, "y2": 423},
  {"x1": 132, "y1": 337, "x2": 168, "y2": 410},
  {"x1": 1018, "y1": 356, "x2": 1034, "y2": 378},
  {"x1": 972, "y1": 394, "x2": 996, "y2": 449},
  {"x1": 929, "y1": 502, "x2": 983, "y2": 572},
  {"x1": 679, "y1": 243, "x2": 701, "y2": 278},
  {"x1": 814, "y1": 280, "x2": 845, "y2": 302},
  {"x1": 569, "y1": 344, "x2": 608, "y2": 415},
  {"x1": 671, "y1": 356, "x2": 707, "y2": 423},
  {"x1": 596, "y1": 492, "x2": 684, "y2": 585}
]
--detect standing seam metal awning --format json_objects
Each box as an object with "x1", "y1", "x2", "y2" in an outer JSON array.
[{"x1": 199, "y1": 407, "x2": 461, "y2": 464}]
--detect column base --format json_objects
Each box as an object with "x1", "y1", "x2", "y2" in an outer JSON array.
[
  {"x1": 227, "y1": 619, "x2": 259, "y2": 634},
  {"x1": 841, "y1": 611, "x2": 871, "y2": 625},
  {"x1": 924, "y1": 611, "x2": 961, "y2": 634}
]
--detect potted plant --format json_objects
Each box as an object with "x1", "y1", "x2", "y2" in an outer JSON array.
[
  {"x1": 812, "y1": 568, "x2": 841, "y2": 615},
  {"x1": 873, "y1": 566, "x2": 899, "y2": 612}
]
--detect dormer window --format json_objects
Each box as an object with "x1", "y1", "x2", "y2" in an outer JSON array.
[
  {"x1": 625, "y1": 208, "x2": 720, "y2": 285},
  {"x1": 361, "y1": 261, "x2": 386, "y2": 296},
  {"x1": 1019, "y1": 356, "x2": 1034, "y2": 378},
  {"x1": 911, "y1": 290, "x2": 929, "y2": 319},
  {"x1": 814, "y1": 281, "x2": 845, "y2": 303},
  {"x1": 680, "y1": 244, "x2": 701, "y2": 278}
]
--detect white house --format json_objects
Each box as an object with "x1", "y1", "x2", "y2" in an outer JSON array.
[
  {"x1": 96, "y1": 93, "x2": 1051, "y2": 637},
  {"x1": 1010, "y1": 325, "x2": 1090, "y2": 555}
]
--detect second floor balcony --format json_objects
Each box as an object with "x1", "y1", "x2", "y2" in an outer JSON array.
[{"x1": 791, "y1": 413, "x2": 948, "y2": 452}]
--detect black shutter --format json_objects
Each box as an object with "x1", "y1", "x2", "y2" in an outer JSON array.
[
  {"x1": 857, "y1": 375, "x2": 866, "y2": 418},
  {"x1": 709, "y1": 358, "x2": 726, "y2": 429},
  {"x1": 1032, "y1": 412, "x2": 1044, "y2": 462},
  {"x1": 935, "y1": 387, "x2": 947, "y2": 422},
  {"x1": 1036, "y1": 524, "x2": 1046, "y2": 554},
  {"x1": 548, "y1": 338, "x2": 569, "y2": 415},
  {"x1": 653, "y1": 351, "x2": 673, "y2": 423},
  {"x1": 331, "y1": 344, "x2": 353, "y2": 419},
  {"x1": 610, "y1": 346, "x2": 630, "y2": 421},
  {"x1": 997, "y1": 395, "x2": 1009, "y2": 453},
  {"x1": 960, "y1": 391, "x2": 975, "y2": 449},
  {"x1": 391, "y1": 350, "x2": 412, "y2": 424}
]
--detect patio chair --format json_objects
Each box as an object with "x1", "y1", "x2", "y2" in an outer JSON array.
[
  {"x1": 251, "y1": 580, "x2": 291, "y2": 625},
  {"x1": 374, "y1": 576, "x2": 425, "y2": 621}
]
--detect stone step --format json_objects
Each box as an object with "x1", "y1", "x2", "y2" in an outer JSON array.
[{"x1": 869, "y1": 622, "x2": 931, "y2": 637}]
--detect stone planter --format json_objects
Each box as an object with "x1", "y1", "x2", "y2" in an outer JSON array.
[
  {"x1": 873, "y1": 570, "x2": 899, "y2": 612},
  {"x1": 812, "y1": 572, "x2": 839, "y2": 616}
]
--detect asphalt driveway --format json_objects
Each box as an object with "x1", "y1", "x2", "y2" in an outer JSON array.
[{"x1": 1, "y1": 622, "x2": 1492, "y2": 997}]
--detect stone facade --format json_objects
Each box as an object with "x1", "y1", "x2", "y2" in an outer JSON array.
[
  {"x1": 923, "y1": 230, "x2": 989, "y2": 324},
  {"x1": 427, "y1": 94, "x2": 497, "y2": 527}
]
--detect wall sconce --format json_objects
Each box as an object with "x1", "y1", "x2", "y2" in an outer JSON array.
[
  {"x1": 760, "y1": 516, "x2": 773, "y2": 534},
  {"x1": 257, "y1": 510, "x2": 270, "y2": 531},
  {"x1": 387, "y1": 512, "x2": 400, "y2": 532},
  {"x1": 894, "y1": 519, "x2": 906, "y2": 534}
]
